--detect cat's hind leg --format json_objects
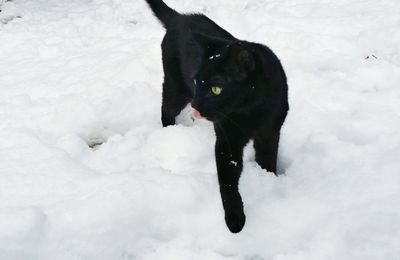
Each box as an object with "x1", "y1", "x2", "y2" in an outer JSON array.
[{"x1": 161, "y1": 57, "x2": 190, "y2": 127}]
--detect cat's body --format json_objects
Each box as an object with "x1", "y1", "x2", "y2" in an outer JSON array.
[{"x1": 145, "y1": 0, "x2": 289, "y2": 233}]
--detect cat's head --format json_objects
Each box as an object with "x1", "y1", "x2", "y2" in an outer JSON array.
[{"x1": 191, "y1": 33, "x2": 258, "y2": 122}]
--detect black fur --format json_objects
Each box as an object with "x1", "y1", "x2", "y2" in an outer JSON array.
[{"x1": 145, "y1": 0, "x2": 289, "y2": 233}]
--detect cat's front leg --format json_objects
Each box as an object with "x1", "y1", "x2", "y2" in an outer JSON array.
[
  {"x1": 254, "y1": 128, "x2": 281, "y2": 175},
  {"x1": 214, "y1": 124, "x2": 248, "y2": 233}
]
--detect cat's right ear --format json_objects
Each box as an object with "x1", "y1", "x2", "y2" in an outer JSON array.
[{"x1": 191, "y1": 31, "x2": 231, "y2": 51}]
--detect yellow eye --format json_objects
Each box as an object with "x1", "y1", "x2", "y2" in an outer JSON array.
[{"x1": 211, "y1": 86, "x2": 222, "y2": 95}]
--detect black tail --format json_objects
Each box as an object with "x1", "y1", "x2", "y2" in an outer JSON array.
[{"x1": 145, "y1": 0, "x2": 179, "y2": 28}]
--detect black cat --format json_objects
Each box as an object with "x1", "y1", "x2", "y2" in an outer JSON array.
[{"x1": 145, "y1": 0, "x2": 289, "y2": 233}]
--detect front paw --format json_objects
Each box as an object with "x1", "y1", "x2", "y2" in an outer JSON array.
[{"x1": 225, "y1": 208, "x2": 246, "y2": 233}]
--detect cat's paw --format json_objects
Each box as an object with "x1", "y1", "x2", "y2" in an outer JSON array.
[{"x1": 225, "y1": 210, "x2": 246, "y2": 233}]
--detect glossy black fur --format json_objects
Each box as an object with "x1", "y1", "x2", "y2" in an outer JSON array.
[{"x1": 145, "y1": 0, "x2": 289, "y2": 233}]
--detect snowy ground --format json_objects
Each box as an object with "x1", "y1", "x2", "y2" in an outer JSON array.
[{"x1": 1, "y1": 0, "x2": 400, "y2": 259}]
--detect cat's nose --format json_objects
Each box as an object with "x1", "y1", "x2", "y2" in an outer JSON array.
[{"x1": 191, "y1": 107, "x2": 204, "y2": 119}]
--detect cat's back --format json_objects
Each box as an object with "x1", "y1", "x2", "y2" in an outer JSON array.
[
  {"x1": 166, "y1": 13, "x2": 234, "y2": 41},
  {"x1": 182, "y1": 14, "x2": 234, "y2": 39}
]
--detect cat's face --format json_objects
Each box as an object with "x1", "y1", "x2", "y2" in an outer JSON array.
[{"x1": 192, "y1": 43, "x2": 256, "y2": 122}]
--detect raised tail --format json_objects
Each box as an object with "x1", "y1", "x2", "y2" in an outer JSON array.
[{"x1": 145, "y1": 0, "x2": 179, "y2": 28}]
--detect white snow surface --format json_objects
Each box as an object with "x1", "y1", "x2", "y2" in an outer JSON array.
[{"x1": 1, "y1": 0, "x2": 400, "y2": 259}]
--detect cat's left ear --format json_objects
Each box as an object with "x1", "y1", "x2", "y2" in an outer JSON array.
[
  {"x1": 192, "y1": 31, "x2": 232, "y2": 51},
  {"x1": 232, "y1": 44, "x2": 255, "y2": 73},
  {"x1": 229, "y1": 43, "x2": 255, "y2": 81}
]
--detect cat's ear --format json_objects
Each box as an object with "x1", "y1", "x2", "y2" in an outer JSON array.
[
  {"x1": 229, "y1": 43, "x2": 255, "y2": 81},
  {"x1": 232, "y1": 44, "x2": 255, "y2": 73},
  {"x1": 192, "y1": 31, "x2": 231, "y2": 51}
]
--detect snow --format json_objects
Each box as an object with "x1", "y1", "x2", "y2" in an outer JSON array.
[
  {"x1": 1, "y1": 0, "x2": 400, "y2": 259},
  {"x1": 209, "y1": 54, "x2": 221, "y2": 60}
]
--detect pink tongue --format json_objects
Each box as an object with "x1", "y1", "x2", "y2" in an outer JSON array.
[{"x1": 192, "y1": 107, "x2": 204, "y2": 119}]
